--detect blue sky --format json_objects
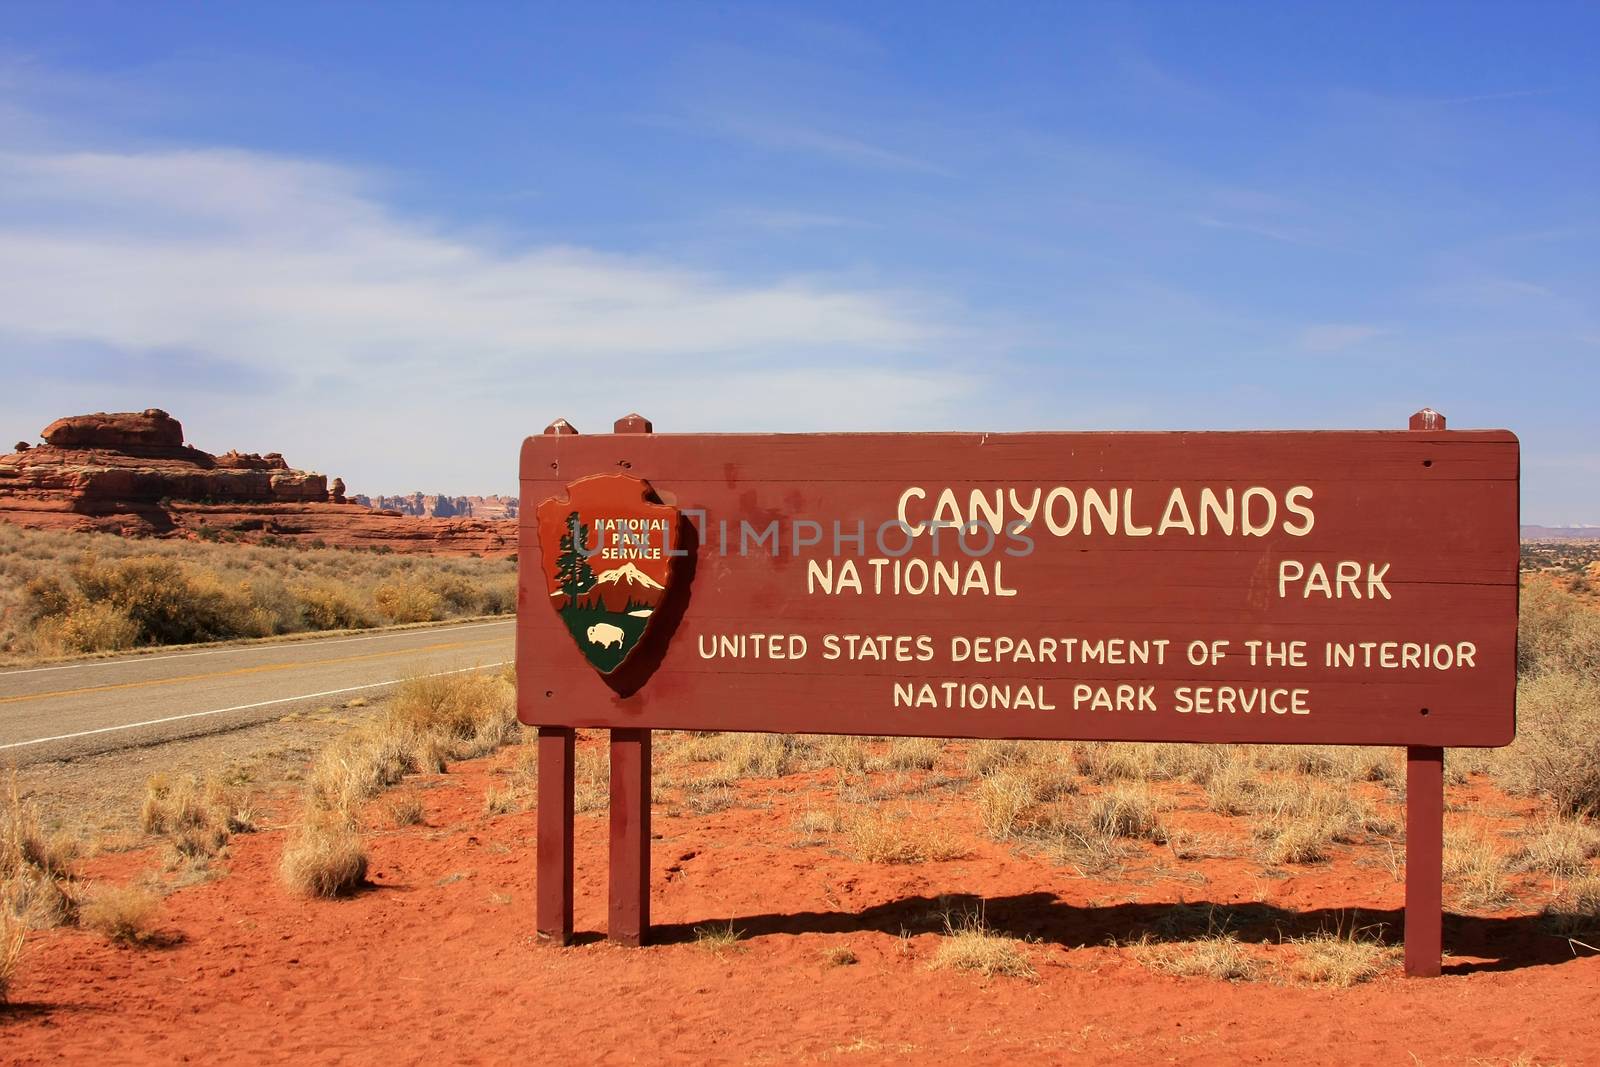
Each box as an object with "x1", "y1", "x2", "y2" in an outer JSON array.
[{"x1": 0, "y1": 3, "x2": 1595, "y2": 521}]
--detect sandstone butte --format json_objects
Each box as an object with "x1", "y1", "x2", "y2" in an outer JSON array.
[{"x1": 0, "y1": 409, "x2": 516, "y2": 556}]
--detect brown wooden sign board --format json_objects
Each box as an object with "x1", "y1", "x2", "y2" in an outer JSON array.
[{"x1": 516, "y1": 410, "x2": 1519, "y2": 975}]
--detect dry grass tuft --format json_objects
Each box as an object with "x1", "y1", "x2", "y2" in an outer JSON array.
[
  {"x1": 1130, "y1": 905, "x2": 1258, "y2": 981},
  {"x1": 965, "y1": 739, "x2": 1035, "y2": 778},
  {"x1": 975, "y1": 763, "x2": 1078, "y2": 841},
  {"x1": 878, "y1": 737, "x2": 943, "y2": 772},
  {"x1": 820, "y1": 944, "x2": 859, "y2": 967},
  {"x1": 573, "y1": 747, "x2": 609, "y2": 813},
  {"x1": 791, "y1": 808, "x2": 844, "y2": 846},
  {"x1": 279, "y1": 815, "x2": 368, "y2": 898},
  {"x1": 1444, "y1": 825, "x2": 1512, "y2": 909},
  {"x1": 1542, "y1": 875, "x2": 1600, "y2": 937},
  {"x1": 1288, "y1": 927, "x2": 1400, "y2": 986},
  {"x1": 806, "y1": 735, "x2": 872, "y2": 776},
  {"x1": 1083, "y1": 784, "x2": 1166, "y2": 842},
  {"x1": 142, "y1": 773, "x2": 257, "y2": 841},
  {"x1": 717, "y1": 733, "x2": 801, "y2": 779},
  {"x1": 929, "y1": 910, "x2": 1035, "y2": 979},
  {"x1": 692, "y1": 921, "x2": 744, "y2": 954},
  {"x1": 687, "y1": 785, "x2": 737, "y2": 816},
  {"x1": 1203, "y1": 759, "x2": 1259, "y2": 815},
  {"x1": 1512, "y1": 817, "x2": 1600, "y2": 878},
  {"x1": 2, "y1": 777, "x2": 78, "y2": 929},
  {"x1": 1250, "y1": 778, "x2": 1388, "y2": 866},
  {"x1": 0, "y1": 908, "x2": 22, "y2": 1004},
  {"x1": 1133, "y1": 931, "x2": 1257, "y2": 981},
  {"x1": 79, "y1": 884, "x2": 162, "y2": 945},
  {"x1": 846, "y1": 809, "x2": 966, "y2": 865},
  {"x1": 482, "y1": 786, "x2": 517, "y2": 816},
  {"x1": 303, "y1": 670, "x2": 518, "y2": 818},
  {"x1": 384, "y1": 792, "x2": 426, "y2": 828}
]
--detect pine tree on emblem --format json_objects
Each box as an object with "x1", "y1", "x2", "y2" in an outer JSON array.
[{"x1": 555, "y1": 511, "x2": 598, "y2": 605}]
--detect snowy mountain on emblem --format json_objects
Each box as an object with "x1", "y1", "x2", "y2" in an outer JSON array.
[{"x1": 592, "y1": 562, "x2": 664, "y2": 590}]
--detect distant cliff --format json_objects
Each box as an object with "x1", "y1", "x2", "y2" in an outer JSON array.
[
  {"x1": 352, "y1": 493, "x2": 518, "y2": 520},
  {"x1": 0, "y1": 409, "x2": 515, "y2": 556}
]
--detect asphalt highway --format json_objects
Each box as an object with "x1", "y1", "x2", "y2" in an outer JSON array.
[{"x1": 0, "y1": 618, "x2": 516, "y2": 765}]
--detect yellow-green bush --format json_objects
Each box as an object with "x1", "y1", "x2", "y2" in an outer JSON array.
[
  {"x1": 373, "y1": 580, "x2": 444, "y2": 624},
  {"x1": 0, "y1": 524, "x2": 517, "y2": 659}
]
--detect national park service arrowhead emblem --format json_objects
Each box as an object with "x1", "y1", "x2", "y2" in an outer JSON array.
[{"x1": 536, "y1": 473, "x2": 680, "y2": 675}]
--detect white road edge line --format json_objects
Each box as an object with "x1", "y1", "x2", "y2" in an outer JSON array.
[
  {"x1": 0, "y1": 619, "x2": 514, "y2": 678},
  {"x1": 0, "y1": 661, "x2": 511, "y2": 751}
]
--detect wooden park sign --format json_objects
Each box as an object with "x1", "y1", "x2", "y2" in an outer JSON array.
[{"x1": 516, "y1": 409, "x2": 1519, "y2": 976}]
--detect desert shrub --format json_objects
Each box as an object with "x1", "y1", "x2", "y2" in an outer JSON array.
[
  {"x1": 687, "y1": 785, "x2": 736, "y2": 815},
  {"x1": 0, "y1": 525, "x2": 517, "y2": 660},
  {"x1": 280, "y1": 815, "x2": 368, "y2": 897},
  {"x1": 791, "y1": 808, "x2": 843, "y2": 845},
  {"x1": 388, "y1": 670, "x2": 517, "y2": 760},
  {"x1": 31, "y1": 599, "x2": 140, "y2": 654},
  {"x1": 427, "y1": 573, "x2": 487, "y2": 616},
  {"x1": 476, "y1": 576, "x2": 517, "y2": 615},
  {"x1": 1494, "y1": 669, "x2": 1600, "y2": 815},
  {"x1": 373, "y1": 580, "x2": 444, "y2": 624},
  {"x1": 19, "y1": 573, "x2": 73, "y2": 621},
  {"x1": 71, "y1": 556, "x2": 261, "y2": 644},
  {"x1": 1519, "y1": 581, "x2": 1600, "y2": 676},
  {"x1": 79, "y1": 884, "x2": 161, "y2": 945},
  {"x1": 804, "y1": 735, "x2": 871, "y2": 776},
  {"x1": 294, "y1": 581, "x2": 375, "y2": 631},
  {"x1": 306, "y1": 723, "x2": 420, "y2": 814}
]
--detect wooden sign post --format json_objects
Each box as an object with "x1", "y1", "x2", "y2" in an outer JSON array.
[{"x1": 518, "y1": 410, "x2": 1519, "y2": 974}]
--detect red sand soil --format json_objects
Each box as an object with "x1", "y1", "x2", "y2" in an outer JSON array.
[{"x1": 4, "y1": 747, "x2": 1598, "y2": 1066}]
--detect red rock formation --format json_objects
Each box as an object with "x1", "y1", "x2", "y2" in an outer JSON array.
[
  {"x1": 42, "y1": 408, "x2": 185, "y2": 451},
  {"x1": 0, "y1": 410, "x2": 515, "y2": 556}
]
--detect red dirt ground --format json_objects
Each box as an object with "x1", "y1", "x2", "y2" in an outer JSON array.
[{"x1": 3, "y1": 746, "x2": 1597, "y2": 1066}]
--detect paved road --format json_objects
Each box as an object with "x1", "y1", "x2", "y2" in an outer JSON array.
[{"x1": 0, "y1": 618, "x2": 516, "y2": 765}]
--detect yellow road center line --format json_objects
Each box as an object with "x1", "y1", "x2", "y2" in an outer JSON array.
[{"x1": 0, "y1": 637, "x2": 510, "y2": 707}]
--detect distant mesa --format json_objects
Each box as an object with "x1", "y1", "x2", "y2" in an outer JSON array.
[
  {"x1": 0, "y1": 408, "x2": 515, "y2": 556},
  {"x1": 1521, "y1": 525, "x2": 1600, "y2": 543}
]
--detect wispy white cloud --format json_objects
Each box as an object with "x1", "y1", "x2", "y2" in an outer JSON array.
[
  {"x1": 0, "y1": 141, "x2": 975, "y2": 489},
  {"x1": 0, "y1": 146, "x2": 947, "y2": 373}
]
